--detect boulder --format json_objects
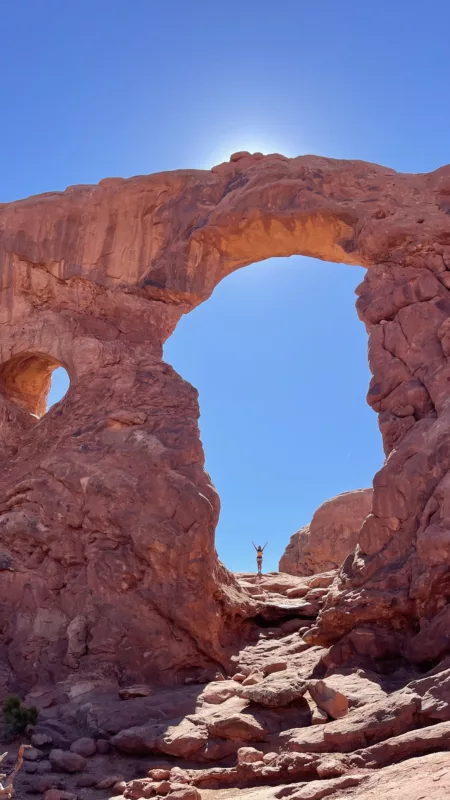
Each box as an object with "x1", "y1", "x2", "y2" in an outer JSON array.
[
  {"x1": 196, "y1": 737, "x2": 241, "y2": 761},
  {"x1": 321, "y1": 669, "x2": 387, "y2": 709},
  {"x1": 111, "y1": 722, "x2": 163, "y2": 755},
  {"x1": 207, "y1": 712, "x2": 267, "y2": 742},
  {"x1": 242, "y1": 673, "x2": 264, "y2": 686},
  {"x1": 166, "y1": 789, "x2": 200, "y2": 800},
  {"x1": 200, "y1": 680, "x2": 239, "y2": 704},
  {"x1": 112, "y1": 782, "x2": 127, "y2": 795},
  {"x1": 170, "y1": 768, "x2": 190, "y2": 784},
  {"x1": 237, "y1": 670, "x2": 308, "y2": 708},
  {"x1": 308, "y1": 679, "x2": 349, "y2": 719},
  {"x1": 69, "y1": 738, "x2": 96, "y2": 757},
  {"x1": 154, "y1": 780, "x2": 171, "y2": 794},
  {"x1": 125, "y1": 778, "x2": 154, "y2": 798},
  {"x1": 148, "y1": 769, "x2": 171, "y2": 780},
  {"x1": 237, "y1": 747, "x2": 265, "y2": 764},
  {"x1": 156, "y1": 720, "x2": 208, "y2": 757},
  {"x1": 279, "y1": 489, "x2": 373, "y2": 576},
  {"x1": 23, "y1": 747, "x2": 42, "y2": 761},
  {"x1": 112, "y1": 718, "x2": 207, "y2": 757},
  {"x1": 31, "y1": 733, "x2": 52, "y2": 748},
  {"x1": 263, "y1": 662, "x2": 288, "y2": 675},
  {"x1": 49, "y1": 749, "x2": 87, "y2": 773}
]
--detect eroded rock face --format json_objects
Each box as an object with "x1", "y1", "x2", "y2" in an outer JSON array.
[
  {"x1": 5, "y1": 575, "x2": 450, "y2": 800},
  {"x1": 279, "y1": 490, "x2": 373, "y2": 576},
  {"x1": 2, "y1": 150, "x2": 450, "y2": 687}
]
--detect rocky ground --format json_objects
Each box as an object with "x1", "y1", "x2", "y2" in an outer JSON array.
[{"x1": 3, "y1": 569, "x2": 450, "y2": 800}]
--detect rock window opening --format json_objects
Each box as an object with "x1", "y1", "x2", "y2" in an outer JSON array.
[
  {"x1": 164, "y1": 256, "x2": 385, "y2": 574},
  {"x1": 47, "y1": 367, "x2": 70, "y2": 412},
  {"x1": 0, "y1": 353, "x2": 70, "y2": 418}
]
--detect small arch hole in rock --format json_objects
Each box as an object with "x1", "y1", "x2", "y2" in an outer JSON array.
[
  {"x1": 0, "y1": 353, "x2": 70, "y2": 418},
  {"x1": 47, "y1": 367, "x2": 70, "y2": 411}
]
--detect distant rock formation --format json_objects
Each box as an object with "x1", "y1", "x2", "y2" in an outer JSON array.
[{"x1": 279, "y1": 489, "x2": 373, "y2": 576}]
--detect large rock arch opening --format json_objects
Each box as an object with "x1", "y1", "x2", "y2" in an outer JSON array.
[
  {"x1": 164, "y1": 254, "x2": 380, "y2": 575},
  {"x1": 1, "y1": 151, "x2": 450, "y2": 689}
]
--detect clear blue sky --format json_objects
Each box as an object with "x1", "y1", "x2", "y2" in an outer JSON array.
[{"x1": 4, "y1": 1, "x2": 449, "y2": 572}]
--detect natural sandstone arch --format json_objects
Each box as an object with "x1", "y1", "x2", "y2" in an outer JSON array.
[{"x1": 1, "y1": 151, "x2": 450, "y2": 689}]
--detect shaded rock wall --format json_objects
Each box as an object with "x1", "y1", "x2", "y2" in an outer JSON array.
[
  {"x1": 279, "y1": 489, "x2": 373, "y2": 576},
  {"x1": 2, "y1": 151, "x2": 450, "y2": 686}
]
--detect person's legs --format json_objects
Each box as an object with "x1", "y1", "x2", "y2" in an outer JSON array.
[{"x1": 257, "y1": 558, "x2": 262, "y2": 576}]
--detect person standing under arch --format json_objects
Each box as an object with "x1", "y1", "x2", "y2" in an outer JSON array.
[{"x1": 252, "y1": 541, "x2": 268, "y2": 577}]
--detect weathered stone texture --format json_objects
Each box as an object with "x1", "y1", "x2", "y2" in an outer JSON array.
[
  {"x1": 279, "y1": 489, "x2": 373, "y2": 576},
  {"x1": 2, "y1": 151, "x2": 450, "y2": 687}
]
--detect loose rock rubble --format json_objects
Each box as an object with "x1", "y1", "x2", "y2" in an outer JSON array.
[{"x1": 0, "y1": 568, "x2": 447, "y2": 799}]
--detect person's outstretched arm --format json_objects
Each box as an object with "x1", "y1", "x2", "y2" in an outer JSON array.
[
  {"x1": 262, "y1": 542, "x2": 268, "y2": 551},
  {"x1": 252, "y1": 541, "x2": 257, "y2": 550}
]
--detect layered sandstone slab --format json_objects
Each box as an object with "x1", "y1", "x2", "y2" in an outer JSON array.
[{"x1": 279, "y1": 490, "x2": 373, "y2": 576}]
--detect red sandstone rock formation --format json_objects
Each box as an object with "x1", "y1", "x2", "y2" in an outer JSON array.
[
  {"x1": 279, "y1": 490, "x2": 373, "y2": 576},
  {"x1": 0, "y1": 570, "x2": 447, "y2": 799},
  {"x1": 2, "y1": 150, "x2": 450, "y2": 689}
]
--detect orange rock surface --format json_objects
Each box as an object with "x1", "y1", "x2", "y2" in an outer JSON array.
[
  {"x1": 1, "y1": 150, "x2": 450, "y2": 690},
  {"x1": 279, "y1": 490, "x2": 373, "y2": 576}
]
